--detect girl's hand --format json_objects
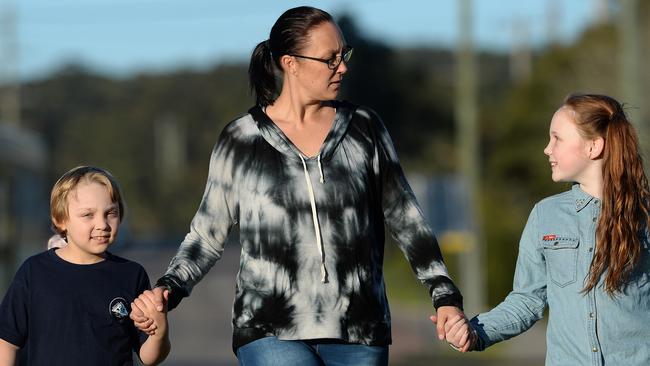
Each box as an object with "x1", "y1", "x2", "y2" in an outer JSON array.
[
  {"x1": 430, "y1": 311, "x2": 475, "y2": 353},
  {"x1": 443, "y1": 314, "x2": 473, "y2": 352},
  {"x1": 429, "y1": 306, "x2": 465, "y2": 341}
]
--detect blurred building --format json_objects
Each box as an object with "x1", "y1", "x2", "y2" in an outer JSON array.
[{"x1": 0, "y1": 121, "x2": 47, "y2": 293}]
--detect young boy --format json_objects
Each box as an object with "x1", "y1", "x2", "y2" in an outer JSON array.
[{"x1": 0, "y1": 166, "x2": 170, "y2": 365}]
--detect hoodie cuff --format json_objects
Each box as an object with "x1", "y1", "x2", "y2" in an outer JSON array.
[
  {"x1": 154, "y1": 275, "x2": 189, "y2": 311},
  {"x1": 432, "y1": 292, "x2": 464, "y2": 311}
]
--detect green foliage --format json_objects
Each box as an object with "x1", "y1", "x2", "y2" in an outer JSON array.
[
  {"x1": 17, "y1": 12, "x2": 648, "y2": 308},
  {"x1": 479, "y1": 22, "x2": 623, "y2": 303},
  {"x1": 22, "y1": 63, "x2": 252, "y2": 234}
]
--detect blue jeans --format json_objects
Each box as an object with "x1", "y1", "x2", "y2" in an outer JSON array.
[{"x1": 236, "y1": 337, "x2": 389, "y2": 366}]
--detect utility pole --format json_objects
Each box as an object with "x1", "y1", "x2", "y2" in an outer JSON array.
[
  {"x1": 510, "y1": 19, "x2": 532, "y2": 83},
  {"x1": 593, "y1": 0, "x2": 612, "y2": 24},
  {"x1": 0, "y1": 0, "x2": 20, "y2": 125},
  {"x1": 619, "y1": 0, "x2": 646, "y2": 155},
  {"x1": 154, "y1": 114, "x2": 187, "y2": 191},
  {"x1": 456, "y1": 0, "x2": 484, "y2": 315},
  {"x1": 546, "y1": 0, "x2": 562, "y2": 46}
]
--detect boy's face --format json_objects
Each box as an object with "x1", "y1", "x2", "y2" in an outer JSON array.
[{"x1": 59, "y1": 181, "x2": 120, "y2": 260}]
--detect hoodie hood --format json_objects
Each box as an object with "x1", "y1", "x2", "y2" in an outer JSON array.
[{"x1": 248, "y1": 100, "x2": 356, "y2": 162}]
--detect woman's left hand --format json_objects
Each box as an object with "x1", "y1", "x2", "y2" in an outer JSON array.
[{"x1": 429, "y1": 306, "x2": 473, "y2": 352}]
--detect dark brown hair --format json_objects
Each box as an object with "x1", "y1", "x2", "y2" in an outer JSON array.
[
  {"x1": 248, "y1": 6, "x2": 334, "y2": 106},
  {"x1": 564, "y1": 93, "x2": 650, "y2": 294}
]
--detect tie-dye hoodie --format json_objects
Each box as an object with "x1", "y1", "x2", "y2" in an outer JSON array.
[{"x1": 156, "y1": 100, "x2": 463, "y2": 351}]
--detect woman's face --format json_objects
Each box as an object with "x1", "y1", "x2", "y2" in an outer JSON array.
[{"x1": 290, "y1": 21, "x2": 348, "y2": 102}]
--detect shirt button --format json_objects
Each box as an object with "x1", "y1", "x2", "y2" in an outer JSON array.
[
  {"x1": 592, "y1": 217, "x2": 597, "y2": 222},
  {"x1": 589, "y1": 312, "x2": 594, "y2": 318},
  {"x1": 592, "y1": 347, "x2": 598, "y2": 352},
  {"x1": 588, "y1": 247, "x2": 593, "y2": 252}
]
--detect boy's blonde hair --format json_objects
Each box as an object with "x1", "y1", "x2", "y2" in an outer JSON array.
[{"x1": 50, "y1": 166, "x2": 125, "y2": 237}]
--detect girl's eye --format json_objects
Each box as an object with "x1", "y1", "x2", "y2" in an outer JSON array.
[{"x1": 108, "y1": 211, "x2": 118, "y2": 217}]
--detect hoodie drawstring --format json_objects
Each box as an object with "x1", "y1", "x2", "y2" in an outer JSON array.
[
  {"x1": 299, "y1": 154, "x2": 328, "y2": 283},
  {"x1": 317, "y1": 155, "x2": 325, "y2": 183}
]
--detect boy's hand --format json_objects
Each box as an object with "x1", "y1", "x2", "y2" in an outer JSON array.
[
  {"x1": 136, "y1": 289, "x2": 172, "y2": 365},
  {"x1": 130, "y1": 288, "x2": 168, "y2": 335},
  {"x1": 132, "y1": 289, "x2": 169, "y2": 338}
]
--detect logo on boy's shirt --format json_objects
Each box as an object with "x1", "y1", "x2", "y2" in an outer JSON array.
[{"x1": 109, "y1": 297, "x2": 129, "y2": 323}]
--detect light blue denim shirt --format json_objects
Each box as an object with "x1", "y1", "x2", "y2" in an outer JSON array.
[{"x1": 471, "y1": 184, "x2": 650, "y2": 365}]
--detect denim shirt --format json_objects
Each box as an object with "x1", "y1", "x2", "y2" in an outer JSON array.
[{"x1": 471, "y1": 184, "x2": 650, "y2": 365}]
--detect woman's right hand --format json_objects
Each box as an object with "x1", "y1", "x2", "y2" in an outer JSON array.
[{"x1": 130, "y1": 287, "x2": 167, "y2": 335}]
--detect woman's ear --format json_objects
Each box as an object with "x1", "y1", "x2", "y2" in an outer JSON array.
[
  {"x1": 280, "y1": 55, "x2": 297, "y2": 76},
  {"x1": 589, "y1": 136, "x2": 605, "y2": 159}
]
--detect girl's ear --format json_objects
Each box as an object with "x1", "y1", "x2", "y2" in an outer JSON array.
[{"x1": 589, "y1": 137, "x2": 605, "y2": 159}]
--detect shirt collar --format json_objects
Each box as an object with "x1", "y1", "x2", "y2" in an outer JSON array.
[{"x1": 571, "y1": 183, "x2": 595, "y2": 212}]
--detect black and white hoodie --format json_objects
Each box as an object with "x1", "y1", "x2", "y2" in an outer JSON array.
[{"x1": 157, "y1": 100, "x2": 463, "y2": 351}]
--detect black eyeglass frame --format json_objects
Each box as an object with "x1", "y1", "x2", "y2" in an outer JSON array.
[{"x1": 289, "y1": 46, "x2": 353, "y2": 70}]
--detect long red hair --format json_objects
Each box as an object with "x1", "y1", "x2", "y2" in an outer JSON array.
[{"x1": 564, "y1": 94, "x2": 650, "y2": 294}]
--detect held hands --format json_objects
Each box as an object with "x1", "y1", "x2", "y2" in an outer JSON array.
[
  {"x1": 429, "y1": 306, "x2": 476, "y2": 353},
  {"x1": 130, "y1": 287, "x2": 169, "y2": 336}
]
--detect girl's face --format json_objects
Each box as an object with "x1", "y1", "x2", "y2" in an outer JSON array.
[
  {"x1": 543, "y1": 107, "x2": 595, "y2": 183},
  {"x1": 291, "y1": 21, "x2": 348, "y2": 102},
  {"x1": 57, "y1": 181, "x2": 120, "y2": 262}
]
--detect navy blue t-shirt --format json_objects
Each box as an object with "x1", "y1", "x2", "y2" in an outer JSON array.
[{"x1": 0, "y1": 249, "x2": 150, "y2": 365}]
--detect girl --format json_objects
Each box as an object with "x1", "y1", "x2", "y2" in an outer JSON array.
[
  {"x1": 0, "y1": 166, "x2": 170, "y2": 366},
  {"x1": 131, "y1": 6, "x2": 465, "y2": 366},
  {"x1": 444, "y1": 93, "x2": 650, "y2": 365}
]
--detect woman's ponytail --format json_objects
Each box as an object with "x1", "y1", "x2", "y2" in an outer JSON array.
[
  {"x1": 248, "y1": 40, "x2": 277, "y2": 107},
  {"x1": 247, "y1": 6, "x2": 334, "y2": 107}
]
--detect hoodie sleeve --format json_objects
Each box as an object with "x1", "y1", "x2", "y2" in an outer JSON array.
[
  {"x1": 156, "y1": 125, "x2": 239, "y2": 310},
  {"x1": 365, "y1": 108, "x2": 463, "y2": 310}
]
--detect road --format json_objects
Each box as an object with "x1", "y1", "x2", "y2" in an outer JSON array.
[{"x1": 121, "y1": 245, "x2": 545, "y2": 366}]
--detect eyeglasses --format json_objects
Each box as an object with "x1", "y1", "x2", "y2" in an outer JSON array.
[{"x1": 289, "y1": 46, "x2": 353, "y2": 70}]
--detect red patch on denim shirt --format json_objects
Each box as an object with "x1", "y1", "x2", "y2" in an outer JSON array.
[{"x1": 542, "y1": 234, "x2": 557, "y2": 241}]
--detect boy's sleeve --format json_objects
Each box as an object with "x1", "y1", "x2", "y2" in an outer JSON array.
[
  {"x1": 368, "y1": 108, "x2": 463, "y2": 310},
  {"x1": 0, "y1": 263, "x2": 30, "y2": 348}
]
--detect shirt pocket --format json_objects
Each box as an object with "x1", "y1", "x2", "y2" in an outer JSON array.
[{"x1": 542, "y1": 237, "x2": 579, "y2": 287}]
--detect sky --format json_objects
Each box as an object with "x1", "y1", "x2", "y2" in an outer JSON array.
[{"x1": 7, "y1": 0, "x2": 603, "y2": 80}]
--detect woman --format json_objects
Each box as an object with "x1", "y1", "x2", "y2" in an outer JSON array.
[{"x1": 132, "y1": 6, "x2": 465, "y2": 365}]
